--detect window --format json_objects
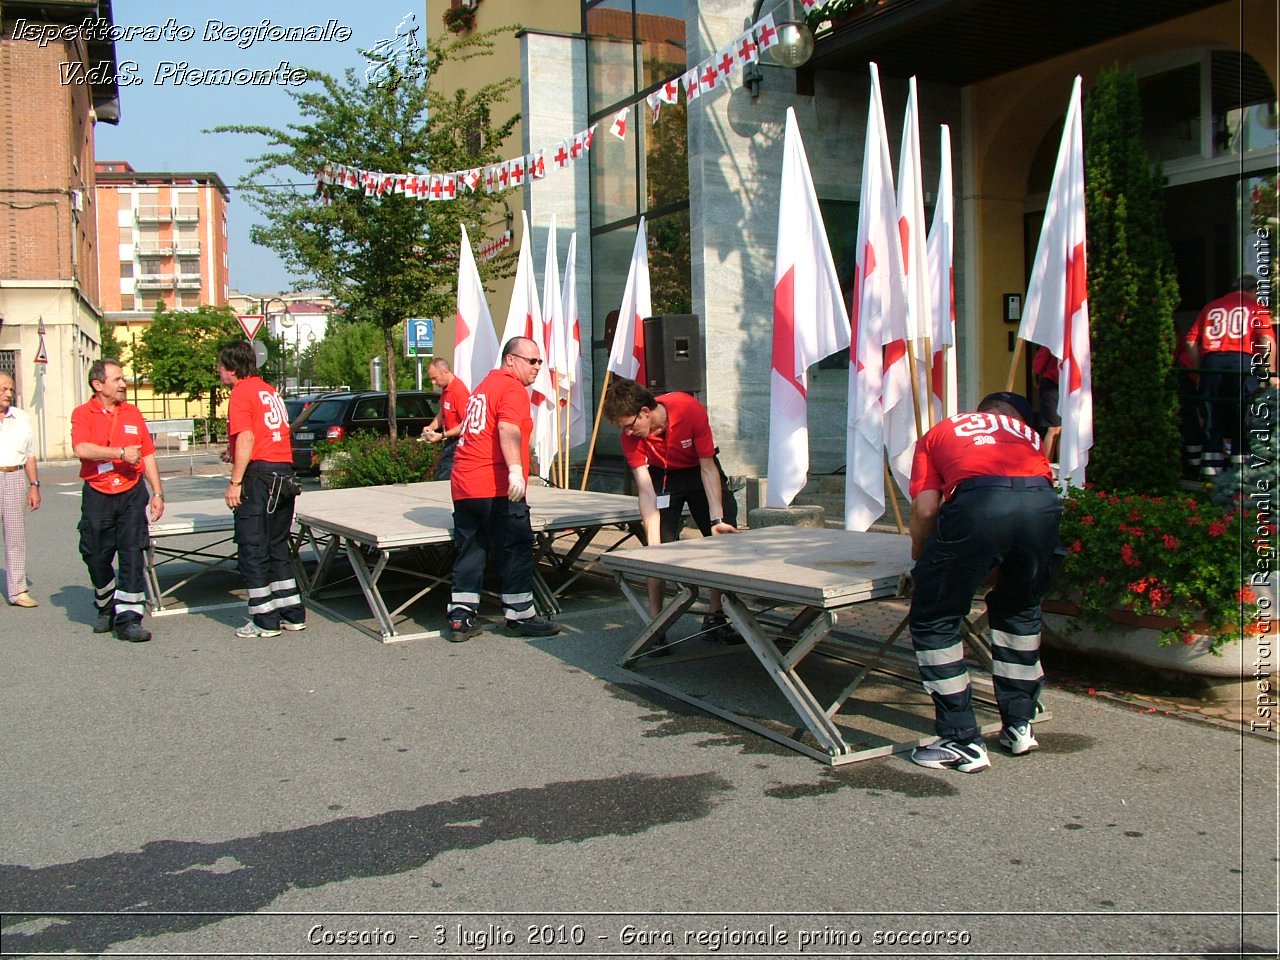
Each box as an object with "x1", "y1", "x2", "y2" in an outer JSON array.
[
  {"x1": 120, "y1": 293, "x2": 135, "y2": 310},
  {"x1": 119, "y1": 261, "x2": 134, "y2": 278}
]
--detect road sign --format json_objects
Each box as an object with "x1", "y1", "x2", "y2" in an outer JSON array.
[
  {"x1": 405, "y1": 318, "x2": 434, "y2": 357},
  {"x1": 251, "y1": 340, "x2": 268, "y2": 370},
  {"x1": 238, "y1": 314, "x2": 266, "y2": 340},
  {"x1": 33, "y1": 334, "x2": 48, "y2": 365}
]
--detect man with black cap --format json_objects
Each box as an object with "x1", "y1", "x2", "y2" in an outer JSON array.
[{"x1": 905, "y1": 391, "x2": 1063, "y2": 774}]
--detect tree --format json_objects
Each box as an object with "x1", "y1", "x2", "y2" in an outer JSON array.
[
  {"x1": 98, "y1": 319, "x2": 124, "y2": 363},
  {"x1": 1083, "y1": 68, "x2": 1182, "y2": 494},
  {"x1": 217, "y1": 29, "x2": 520, "y2": 437},
  {"x1": 132, "y1": 305, "x2": 247, "y2": 442},
  {"x1": 310, "y1": 321, "x2": 416, "y2": 392}
]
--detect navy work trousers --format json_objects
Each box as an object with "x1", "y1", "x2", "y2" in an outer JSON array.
[
  {"x1": 78, "y1": 482, "x2": 149, "y2": 625},
  {"x1": 234, "y1": 464, "x2": 304, "y2": 630},
  {"x1": 450, "y1": 496, "x2": 536, "y2": 623}
]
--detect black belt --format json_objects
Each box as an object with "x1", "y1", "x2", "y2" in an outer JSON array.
[
  {"x1": 246, "y1": 462, "x2": 294, "y2": 476},
  {"x1": 953, "y1": 476, "x2": 1053, "y2": 494}
]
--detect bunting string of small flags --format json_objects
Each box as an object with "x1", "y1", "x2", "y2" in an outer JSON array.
[{"x1": 315, "y1": 3, "x2": 813, "y2": 201}]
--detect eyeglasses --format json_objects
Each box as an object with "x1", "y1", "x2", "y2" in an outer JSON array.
[
  {"x1": 619, "y1": 411, "x2": 643, "y2": 434},
  {"x1": 512, "y1": 355, "x2": 544, "y2": 366}
]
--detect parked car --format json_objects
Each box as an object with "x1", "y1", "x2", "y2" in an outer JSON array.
[
  {"x1": 285, "y1": 392, "x2": 346, "y2": 428},
  {"x1": 290, "y1": 390, "x2": 439, "y2": 474}
]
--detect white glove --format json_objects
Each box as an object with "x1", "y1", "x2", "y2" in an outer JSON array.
[
  {"x1": 896, "y1": 566, "x2": 915, "y2": 599},
  {"x1": 507, "y1": 464, "x2": 526, "y2": 502}
]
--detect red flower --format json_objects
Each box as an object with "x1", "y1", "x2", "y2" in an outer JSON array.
[
  {"x1": 1238, "y1": 586, "x2": 1258, "y2": 605},
  {"x1": 1129, "y1": 509, "x2": 1142, "y2": 522},
  {"x1": 1129, "y1": 579, "x2": 1148, "y2": 594},
  {"x1": 1069, "y1": 539, "x2": 1083, "y2": 553},
  {"x1": 1181, "y1": 633, "x2": 1197, "y2": 646},
  {"x1": 1121, "y1": 544, "x2": 1141, "y2": 567},
  {"x1": 1162, "y1": 534, "x2": 1180, "y2": 550},
  {"x1": 1096, "y1": 576, "x2": 1108, "y2": 586},
  {"x1": 1208, "y1": 520, "x2": 1228, "y2": 538},
  {"x1": 1081, "y1": 515, "x2": 1096, "y2": 526},
  {"x1": 1148, "y1": 584, "x2": 1171, "y2": 608}
]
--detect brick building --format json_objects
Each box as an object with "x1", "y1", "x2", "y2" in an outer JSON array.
[{"x1": 0, "y1": 0, "x2": 120, "y2": 459}]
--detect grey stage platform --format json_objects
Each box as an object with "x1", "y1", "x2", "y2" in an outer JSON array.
[
  {"x1": 295, "y1": 481, "x2": 641, "y2": 642},
  {"x1": 145, "y1": 497, "x2": 242, "y2": 616},
  {"x1": 601, "y1": 526, "x2": 1013, "y2": 765}
]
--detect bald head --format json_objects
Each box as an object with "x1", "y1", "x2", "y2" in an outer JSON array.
[{"x1": 0, "y1": 373, "x2": 13, "y2": 413}]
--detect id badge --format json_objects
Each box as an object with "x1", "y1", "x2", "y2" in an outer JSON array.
[{"x1": 655, "y1": 494, "x2": 671, "y2": 509}]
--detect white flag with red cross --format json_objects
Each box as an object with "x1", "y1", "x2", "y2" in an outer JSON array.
[
  {"x1": 499, "y1": 212, "x2": 556, "y2": 427},
  {"x1": 927, "y1": 124, "x2": 957, "y2": 421},
  {"x1": 767, "y1": 108, "x2": 851, "y2": 508},
  {"x1": 606, "y1": 217, "x2": 651, "y2": 385},
  {"x1": 882, "y1": 76, "x2": 932, "y2": 497},
  {"x1": 610, "y1": 107, "x2": 629, "y2": 140},
  {"x1": 1020, "y1": 76, "x2": 1092, "y2": 488},
  {"x1": 534, "y1": 215, "x2": 567, "y2": 478},
  {"x1": 845, "y1": 62, "x2": 907, "y2": 531},
  {"x1": 454, "y1": 224, "x2": 500, "y2": 391},
  {"x1": 561, "y1": 232, "x2": 587, "y2": 450}
]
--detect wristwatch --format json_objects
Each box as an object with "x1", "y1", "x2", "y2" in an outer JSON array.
[
  {"x1": 29, "y1": 480, "x2": 40, "y2": 488},
  {"x1": 709, "y1": 517, "x2": 723, "y2": 526}
]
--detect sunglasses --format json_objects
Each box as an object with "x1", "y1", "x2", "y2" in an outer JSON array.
[{"x1": 513, "y1": 355, "x2": 544, "y2": 366}]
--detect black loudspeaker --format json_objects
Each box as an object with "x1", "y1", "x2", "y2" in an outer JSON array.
[{"x1": 642, "y1": 314, "x2": 704, "y2": 395}]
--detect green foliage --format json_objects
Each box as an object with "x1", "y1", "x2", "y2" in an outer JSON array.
[
  {"x1": 310, "y1": 322, "x2": 417, "y2": 392},
  {"x1": 314, "y1": 432, "x2": 439, "y2": 488},
  {"x1": 1052, "y1": 487, "x2": 1257, "y2": 652},
  {"x1": 132, "y1": 306, "x2": 244, "y2": 434},
  {"x1": 98, "y1": 319, "x2": 124, "y2": 362},
  {"x1": 1083, "y1": 69, "x2": 1182, "y2": 494},
  {"x1": 214, "y1": 28, "x2": 520, "y2": 434},
  {"x1": 1209, "y1": 385, "x2": 1279, "y2": 516}
]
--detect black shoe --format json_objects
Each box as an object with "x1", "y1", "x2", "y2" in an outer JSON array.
[
  {"x1": 702, "y1": 611, "x2": 744, "y2": 645},
  {"x1": 648, "y1": 632, "x2": 673, "y2": 657},
  {"x1": 448, "y1": 614, "x2": 482, "y2": 643},
  {"x1": 93, "y1": 610, "x2": 115, "y2": 634},
  {"x1": 504, "y1": 615, "x2": 561, "y2": 637},
  {"x1": 115, "y1": 621, "x2": 151, "y2": 643}
]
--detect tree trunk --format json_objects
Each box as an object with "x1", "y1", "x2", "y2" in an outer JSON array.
[
  {"x1": 384, "y1": 324, "x2": 398, "y2": 441},
  {"x1": 206, "y1": 388, "x2": 216, "y2": 444}
]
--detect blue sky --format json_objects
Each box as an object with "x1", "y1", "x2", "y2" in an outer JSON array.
[{"x1": 96, "y1": 1, "x2": 423, "y2": 294}]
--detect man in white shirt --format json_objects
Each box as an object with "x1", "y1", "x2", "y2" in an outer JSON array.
[{"x1": 0, "y1": 373, "x2": 40, "y2": 607}]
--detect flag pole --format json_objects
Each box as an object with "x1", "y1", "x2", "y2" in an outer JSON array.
[
  {"x1": 921, "y1": 335, "x2": 936, "y2": 429},
  {"x1": 905, "y1": 340, "x2": 925, "y2": 438},
  {"x1": 1005, "y1": 337, "x2": 1026, "y2": 392},
  {"x1": 580, "y1": 368, "x2": 614, "y2": 490},
  {"x1": 882, "y1": 460, "x2": 906, "y2": 533}
]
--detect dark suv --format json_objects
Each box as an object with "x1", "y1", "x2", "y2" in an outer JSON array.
[{"x1": 290, "y1": 390, "x2": 439, "y2": 474}]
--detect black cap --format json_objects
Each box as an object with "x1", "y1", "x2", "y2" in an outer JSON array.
[{"x1": 979, "y1": 391, "x2": 1036, "y2": 425}]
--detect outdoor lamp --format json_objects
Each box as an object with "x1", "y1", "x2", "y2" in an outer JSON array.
[{"x1": 745, "y1": 0, "x2": 816, "y2": 97}]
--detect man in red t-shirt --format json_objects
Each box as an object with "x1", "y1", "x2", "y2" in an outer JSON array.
[
  {"x1": 1031, "y1": 346, "x2": 1060, "y2": 434},
  {"x1": 448, "y1": 337, "x2": 560, "y2": 641},
  {"x1": 905, "y1": 392, "x2": 1062, "y2": 774},
  {"x1": 70, "y1": 360, "x2": 166, "y2": 642},
  {"x1": 420, "y1": 358, "x2": 470, "y2": 482},
  {"x1": 1184, "y1": 275, "x2": 1279, "y2": 475},
  {"x1": 218, "y1": 340, "x2": 305, "y2": 639},
  {"x1": 602, "y1": 377, "x2": 739, "y2": 650}
]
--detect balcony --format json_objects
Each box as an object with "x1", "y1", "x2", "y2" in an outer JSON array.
[
  {"x1": 173, "y1": 240, "x2": 200, "y2": 255},
  {"x1": 173, "y1": 206, "x2": 200, "y2": 223},
  {"x1": 135, "y1": 274, "x2": 174, "y2": 289},
  {"x1": 175, "y1": 274, "x2": 202, "y2": 289},
  {"x1": 135, "y1": 241, "x2": 173, "y2": 257},
  {"x1": 135, "y1": 206, "x2": 172, "y2": 223}
]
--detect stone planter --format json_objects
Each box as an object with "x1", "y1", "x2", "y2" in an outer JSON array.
[{"x1": 1041, "y1": 600, "x2": 1253, "y2": 680}]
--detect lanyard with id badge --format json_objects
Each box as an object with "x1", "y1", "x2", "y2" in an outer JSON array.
[{"x1": 649, "y1": 436, "x2": 671, "y2": 509}]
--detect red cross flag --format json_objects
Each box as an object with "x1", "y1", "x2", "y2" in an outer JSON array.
[
  {"x1": 736, "y1": 32, "x2": 759, "y2": 65},
  {"x1": 1019, "y1": 76, "x2": 1091, "y2": 488},
  {"x1": 499, "y1": 212, "x2": 555, "y2": 427},
  {"x1": 554, "y1": 141, "x2": 571, "y2": 168},
  {"x1": 561, "y1": 232, "x2": 587, "y2": 450},
  {"x1": 756, "y1": 14, "x2": 778, "y2": 52},
  {"x1": 510, "y1": 157, "x2": 526, "y2": 186},
  {"x1": 846, "y1": 62, "x2": 906, "y2": 531},
  {"x1": 716, "y1": 49, "x2": 735, "y2": 78},
  {"x1": 606, "y1": 217, "x2": 651, "y2": 385},
  {"x1": 484, "y1": 166, "x2": 497, "y2": 192},
  {"x1": 646, "y1": 90, "x2": 665, "y2": 124},
  {"x1": 767, "y1": 108, "x2": 851, "y2": 508},
  {"x1": 454, "y1": 224, "x2": 500, "y2": 390},
  {"x1": 528, "y1": 151, "x2": 546, "y2": 181},
  {"x1": 928, "y1": 124, "x2": 958, "y2": 421},
  {"x1": 610, "y1": 106, "x2": 629, "y2": 140},
  {"x1": 683, "y1": 68, "x2": 702, "y2": 102}
]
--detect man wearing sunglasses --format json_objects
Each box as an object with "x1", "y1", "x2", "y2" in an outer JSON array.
[{"x1": 447, "y1": 337, "x2": 560, "y2": 641}]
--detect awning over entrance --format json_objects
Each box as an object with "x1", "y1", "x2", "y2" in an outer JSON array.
[{"x1": 807, "y1": 0, "x2": 1227, "y2": 84}]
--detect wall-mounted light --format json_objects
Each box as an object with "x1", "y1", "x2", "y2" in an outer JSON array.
[{"x1": 744, "y1": 0, "x2": 816, "y2": 98}]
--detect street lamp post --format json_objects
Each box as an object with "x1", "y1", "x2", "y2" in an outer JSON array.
[{"x1": 261, "y1": 296, "x2": 290, "y2": 389}]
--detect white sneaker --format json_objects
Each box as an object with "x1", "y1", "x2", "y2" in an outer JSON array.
[
  {"x1": 910, "y1": 738, "x2": 991, "y2": 773},
  {"x1": 235, "y1": 621, "x2": 281, "y2": 639},
  {"x1": 280, "y1": 620, "x2": 307, "y2": 632},
  {"x1": 998, "y1": 721, "x2": 1039, "y2": 756}
]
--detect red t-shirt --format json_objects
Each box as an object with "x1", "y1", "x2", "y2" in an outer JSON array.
[
  {"x1": 909, "y1": 412, "x2": 1052, "y2": 500},
  {"x1": 1032, "y1": 346, "x2": 1059, "y2": 384},
  {"x1": 1184, "y1": 292, "x2": 1276, "y2": 356},
  {"x1": 70, "y1": 398, "x2": 156, "y2": 494},
  {"x1": 620, "y1": 392, "x2": 716, "y2": 471},
  {"x1": 440, "y1": 376, "x2": 470, "y2": 433},
  {"x1": 228, "y1": 376, "x2": 293, "y2": 463},
  {"x1": 451, "y1": 369, "x2": 532, "y2": 500}
]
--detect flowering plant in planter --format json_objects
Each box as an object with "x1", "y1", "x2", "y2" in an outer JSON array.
[
  {"x1": 1049, "y1": 487, "x2": 1259, "y2": 654},
  {"x1": 442, "y1": 2, "x2": 479, "y2": 34}
]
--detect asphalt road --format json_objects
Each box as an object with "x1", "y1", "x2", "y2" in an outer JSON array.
[{"x1": 1, "y1": 460, "x2": 1276, "y2": 959}]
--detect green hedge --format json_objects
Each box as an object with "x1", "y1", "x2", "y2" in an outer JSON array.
[{"x1": 315, "y1": 433, "x2": 439, "y2": 488}]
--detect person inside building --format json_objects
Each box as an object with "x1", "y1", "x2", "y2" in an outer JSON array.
[
  {"x1": 218, "y1": 340, "x2": 306, "y2": 639},
  {"x1": 0, "y1": 372, "x2": 41, "y2": 608},
  {"x1": 1031, "y1": 345, "x2": 1060, "y2": 438},
  {"x1": 420, "y1": 357, "x2": 470, "y2": 482},
  {"x1": 71, "y1": 360, "x2": 166, "y2": 643},
  {"x1": 447, "y1": 337, "x2": 561, "y2": 642},
  {"x1": 905, "y1": 392, "x2": 1063, "y2": 774},
  {"x1": 602, "y1": 376, "x2": 740, "y2": 652},
  {"x1": 1183, "y1": 274, "x2": 1279, "y2": 476}
]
